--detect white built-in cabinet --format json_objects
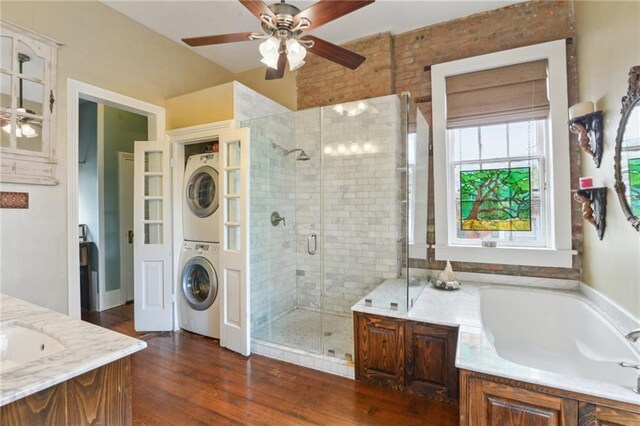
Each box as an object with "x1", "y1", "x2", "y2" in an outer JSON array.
[{"x1": 0, "y1": 20, "x2": 59, "y2": 185}]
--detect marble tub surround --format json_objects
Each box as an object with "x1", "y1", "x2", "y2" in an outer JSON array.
[
  {"x1": 352, "y1": 278, "x2": 429, "y2": 313},
  {"x1": 352, "y1": 280, "x2": 640, "y2": 405},
  {"x1": 0, "y1": 294, "x2": 146, "y2": 406}
]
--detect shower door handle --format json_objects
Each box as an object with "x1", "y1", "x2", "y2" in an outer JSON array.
[{"x1": 307, "y1": 233, "x2": 317, "y2": 255}]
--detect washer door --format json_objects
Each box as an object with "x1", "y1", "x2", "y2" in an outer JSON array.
[
  {"x1": 181, "y1": 257, "x2": 218, "y2": 311},
  {"x1": 185, "y1": 165, "x2": 219, "y2": 218}
]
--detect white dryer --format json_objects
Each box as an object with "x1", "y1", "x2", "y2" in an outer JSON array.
[
  {"x1": 178, "y1": 241, "x2": 220, "y2": 339},
  {"x1": 183, "y1": 153, "x2": 220, "y2": 243}
]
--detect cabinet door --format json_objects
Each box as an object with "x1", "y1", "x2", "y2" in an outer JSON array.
[
  {"x1": 405, "y1": 322, "x2": 459, "y2": 400},
  {"x1": 579, "y1": 402, "x2": 640, "y2": 426},
  {"x1": 467, "y1": 377, "x2": 578, "y2": 426},
  {"x1": 354, "y1": 312, "x2": 405, "y2": 388}
]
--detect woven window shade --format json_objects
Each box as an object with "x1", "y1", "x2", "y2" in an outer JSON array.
[{"x1": 446, "y1": 60, "x2": 549, "y2": 128}]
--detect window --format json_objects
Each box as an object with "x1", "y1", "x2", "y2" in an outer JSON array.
[
  {"x1": 449, "y1": 120, "x2": 546, "y2": 247},
  {"x1": 431, "y1": 40, "x2": 573, "y2": 268},
  {"x1": 1, "y1": 20, "x2": 59, "y2": 185},
  {"x1": 407, "y1": 111, "x2": 430, "y2": 260}
]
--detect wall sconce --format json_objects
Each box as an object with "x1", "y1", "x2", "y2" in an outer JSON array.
[
  {"x1": 568, "y1": 101, "x2": 603, "y2": 168},
  {"x1": 572, "y1": 186, "x2": 607, "y2": 240}
]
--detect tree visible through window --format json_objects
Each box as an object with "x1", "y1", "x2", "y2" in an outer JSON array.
[
  {"x1": 630, "y1": 158, "x2": 640, "y2": 217},
  {"x1": 460, "y1": 167, "x2": 531, "y2": 231}
]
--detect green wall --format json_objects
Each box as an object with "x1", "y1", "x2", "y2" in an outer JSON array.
[{"x1": 103, "y1": 106, "x2": 147, "y2": 292}]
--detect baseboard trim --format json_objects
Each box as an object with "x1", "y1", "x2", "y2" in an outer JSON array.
[{"x1": 101, "y1": 289, "x2": 123, "y2": 311}]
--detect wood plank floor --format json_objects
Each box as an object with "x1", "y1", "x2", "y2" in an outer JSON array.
[{"x1": 85, "y1": 305, "x2": 460, "y2": 425}]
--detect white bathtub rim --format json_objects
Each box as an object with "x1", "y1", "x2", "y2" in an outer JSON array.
[
  {"x1": 457, "y1": 323, "x2": 640, "y2": 406},
  {"x1": 463, "y1": 286, "x2": 640, "y2": 405},
  {"x1": 477, "y1": 285, "x2": 640, "y2": 354}
]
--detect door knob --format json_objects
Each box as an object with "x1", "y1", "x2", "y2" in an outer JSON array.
[{"x1": 128, "y1": 230, "x2": 134, "y2": 244}]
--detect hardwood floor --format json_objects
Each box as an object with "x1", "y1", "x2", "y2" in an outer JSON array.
[
  {"x1": 82, "y1": 303, "x2": 163, "y2": 340},
  {"x1": 85, "y1": 305, "x2": 460, "y2": 425}
]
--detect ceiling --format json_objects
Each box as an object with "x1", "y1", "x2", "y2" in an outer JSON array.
[{"x1": 104, "y1": 0, "x2": 520, "y2": 74}]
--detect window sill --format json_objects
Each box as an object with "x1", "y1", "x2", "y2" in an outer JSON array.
[{"x1": 433, "y1": 244, "x2": 575, "y2": 268}]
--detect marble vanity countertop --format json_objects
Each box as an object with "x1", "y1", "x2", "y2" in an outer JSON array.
[
  {"x1": 352, "y1": 280, "x2": 640, "y2": 406},
  {"x1": 0, "y1": 294, "x2": 147, "y2": 406}
]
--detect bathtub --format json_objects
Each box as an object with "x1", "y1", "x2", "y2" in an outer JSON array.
[{"x1": 479, "y1": 286, "x2": 640, "y2": 390}]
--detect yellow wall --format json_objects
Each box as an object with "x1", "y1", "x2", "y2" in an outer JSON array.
[
  {"x1": 165, "y1": 83, "x2": 234, "y2": 129},
  {"x1": 575, "y1": 0, "x2": 640, "y2": 317},
  {"x1": 235, "y1": 67, "x2": 298, "y2": 111},
  {"x1": 0, "y1": 1, "x2": 235, "y2": 313}
]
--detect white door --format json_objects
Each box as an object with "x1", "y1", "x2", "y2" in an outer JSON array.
[
  {"x1": 219, "y1": 128, "x2": 250, "y2": 356},
  {"x1": 133, "y1": 141, "x2": 173, "y2": 331},
  {"x1": 119, "y1": 152, "x2": 135, "y2": 303}
]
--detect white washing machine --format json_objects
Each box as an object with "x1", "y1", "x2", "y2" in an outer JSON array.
[
  {"x1": 183, "y1": 153, "x2": 220, "y2": 243},
  {"x1": 178, "y1": 241, "x2": 220, "y2": 338}
]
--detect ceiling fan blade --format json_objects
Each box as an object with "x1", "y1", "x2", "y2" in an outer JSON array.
[
  {"x1": 303, "y1": 36, "x2": 366, "y2": 70},
  {"x1": 182, "y1": 32, "x2": 255, "y2": 47},
  {"x1": 265, "y1": 51, "x2": 287, "y2": 80},
  {"x1": 239, "y1": 0, "x2": 278, "y2": 22},
  {"x1": 294, "y1": 0, "x2": 375, "y2": 30}
]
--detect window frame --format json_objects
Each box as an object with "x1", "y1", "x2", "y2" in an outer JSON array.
[
  {"x1": 431, "y1": 40, "x2": 574, "y2": 268},
  {"x1": 1, "y1": 20, "x2": 59, "y2": 185}
]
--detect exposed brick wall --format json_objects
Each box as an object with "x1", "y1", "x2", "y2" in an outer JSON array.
[
  {"x1": 297, "y1": 1, "x2": 582, "y2": 280},
  {"x1": 297, "y1": 32, "x2": 394, "y2": 108}
]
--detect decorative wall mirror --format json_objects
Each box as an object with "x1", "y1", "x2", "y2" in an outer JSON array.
[{"x1": 614, "y1": 66, "x2": 640, "y2": 231}]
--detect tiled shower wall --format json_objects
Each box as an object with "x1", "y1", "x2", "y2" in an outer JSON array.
[
  {"x1": 235, "y1": 83, "x2": 298, "y2": 333},
  {"x1": 295, "y1": 95, "x2": 401, "y2": 317},
  {"x1": 246, "y1": 112, "x2": 297, "y2": 332},
  {"x1": 292, "y1": 109, "x2": 322, "y2": 312}
]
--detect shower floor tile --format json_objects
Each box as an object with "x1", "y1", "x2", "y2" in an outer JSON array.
[{"x1": 253, "y1": 309, "x2": 354, "y2": 358}]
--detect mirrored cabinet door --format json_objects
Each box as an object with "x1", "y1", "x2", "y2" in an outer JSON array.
[{"x1": 0, "y1": 21, "x2": 59, "y2": 185}]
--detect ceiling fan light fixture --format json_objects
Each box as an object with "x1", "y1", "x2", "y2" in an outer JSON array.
[
  {"x1": 259, "y1": 36, "x2": 280, "y2": 69},
  {"x1": 2, "y1": 55, "x2": 40, "y2": 139},
  {"x1": 2, "y1": 121, "x2": 37, "y2": 138},
  {"x1": 286, "y1": 38, "x2": 306, "y2": 71}
]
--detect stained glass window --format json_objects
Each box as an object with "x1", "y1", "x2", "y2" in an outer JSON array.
[
  {"x1": 629, "y1": 157, "x2": 640, "y2": 217},
  {"x1": 448, "y1": 120, "x2": 545, "y2": 246},
  {"x1": 460, "y1": 167, "x2": 532, "y2": 231}
]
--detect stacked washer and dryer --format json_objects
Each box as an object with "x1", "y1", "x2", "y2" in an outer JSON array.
[{"x1": 178, "y1": 152, "x2": 221, "y2": 339}]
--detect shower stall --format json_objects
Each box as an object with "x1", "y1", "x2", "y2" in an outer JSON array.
[{"x1": 243, "y1": 94, "x2": 412, "y2": 361}]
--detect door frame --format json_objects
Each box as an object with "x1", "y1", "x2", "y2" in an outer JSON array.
[
  {"x1": 67, "y1": 79, "x2": 165, "y2": 318},
  {"x1": 166, "y1": 121, "x2": 233, "y2": 330},
  {"x1": 118, "y1": 151, "x2": 135, "y2": 304}
]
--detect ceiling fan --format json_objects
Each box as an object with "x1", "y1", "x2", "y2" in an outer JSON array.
[{"x1": 182, "y1": 0, "x2": 375, "y2": 80}]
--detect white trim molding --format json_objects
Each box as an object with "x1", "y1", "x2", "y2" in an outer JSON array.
[
  {"x1": 67, "y1": 79, "x2": 166, "y2": 318},
  {"x1": 431, "y1": 39, "x2": 574, "y2": 268}
]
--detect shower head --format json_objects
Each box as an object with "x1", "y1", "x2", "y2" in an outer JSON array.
[
  {"x1": 295, "y1": 151, "x2": 310, "y2": 161},
  {"x1": 283, "y1": 148, "x2": 310, "y2": 161},
  {"x1": 271, "y1": 143, "x2": 310, "y2": 161}
]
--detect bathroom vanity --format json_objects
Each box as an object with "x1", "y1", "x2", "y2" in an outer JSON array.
[
  {"x1": 1, "y1": 358, "x2": 132, "y2": 424},
  {"x1": 0, "y1": 294, "x2": 146, "y2": 425}
]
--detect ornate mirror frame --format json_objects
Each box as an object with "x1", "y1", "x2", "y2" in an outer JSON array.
[{"x1": 614, "y1": 65, "x2": 640, "y2": 232}]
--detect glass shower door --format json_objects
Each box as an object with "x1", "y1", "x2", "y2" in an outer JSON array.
[
  {"x1": 320, "y1": 95, "x2": 405, "y2": 360},
  {"x1": 244, "y1": 110, "x2": 324, "y2": 355}
]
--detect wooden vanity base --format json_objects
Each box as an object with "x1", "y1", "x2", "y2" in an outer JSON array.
[{"x1": 1, "y1": 357, "x2": 131, "y2": 425}]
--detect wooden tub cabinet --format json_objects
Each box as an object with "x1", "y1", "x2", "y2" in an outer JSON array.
[
  {"x1": 354, "y1": 311, "x2": 459, "y2": 402},
  {"x1": 460, "y1": 370, "x2": 640, "y2": 426}
]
